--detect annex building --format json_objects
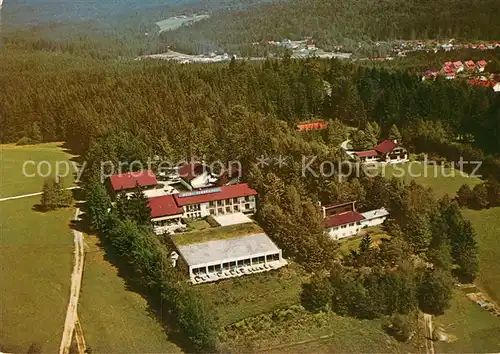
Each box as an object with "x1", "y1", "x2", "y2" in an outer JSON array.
[
  {"x1": 175, "y1": 233, "x2": 287, "y2": 284},
  {"x1": 352, "y1": 139, "x2": 408, "y2": 164},
  {"x1": 322, "y1": 201, "x2": 389, "y2": 240}
]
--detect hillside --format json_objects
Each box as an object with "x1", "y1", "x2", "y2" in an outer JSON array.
[{"x1": 164, "y1": 0, "x2": 500, "y2": 54}]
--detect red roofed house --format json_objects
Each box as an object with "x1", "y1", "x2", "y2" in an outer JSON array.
[
  {"x1": 445, "y1": 70, "x2": 456, "y2": 80},
  {"x1": 477, "y1": 60, "x2": 488, "y2": 72},
  {"x1": 321, "y1": 201, "x2": 390, "y2": 240},
  {"x1": 296, "y1": 121, "x2": 328, "y2": 132},
  {"x1": 149, "y1": 194, "x2": 185, "y2": 234},
  {"x1": 109, "y1": 170, "x2": 158, "y2": 196},
  {"x1": 465, "y1": 60, "x2": 476, "y2": 71},
  {"x1": 353, "y1": 140, "x2": 408, "y2": 164},
  {"x1": 453, "y1": 61, "x2": 464, "y2": 73},
  {"x1": 443, "y1": 61, "x2": 453, "y2": 70}
]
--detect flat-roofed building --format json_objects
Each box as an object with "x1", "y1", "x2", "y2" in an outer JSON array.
[{"x1": 176, "y1": 233, "x2": 287, "y2": 284}]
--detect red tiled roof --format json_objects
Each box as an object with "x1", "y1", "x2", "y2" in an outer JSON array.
[
  {"x1": 374, "y1": 140, "x2": 398, "y2": 154},
  {"x1": 453, "y1": 61, "x2": 463, "y2": 68},
  {"x1": 297, "y1": 121, "x2": 328, "y2": 131},
  {"x1": 354, "y1": 150, "x2": 379, "y2": 158},
  {"x1": 465, "y1": 60, "x2": 475, "y2": 68},
  {"x1": 178, "y1": 162, "x2": 208, "y2": 182},
  {"x1": 444, "y1": 61, "x2": 453, "y2": 67},
  {"x1": 173, "y1": 183, "x2": 257, "y2": 206},
  {"x1": 324, "y1": 211, "x2": 365, "y2": 228},
  {"x1": 477, "y1": 60, "x2": 487, "y2": 67},
  {"x1": 110, "y1": 170, "x2": 157, "y2": 191},
  {"x1": 148, "y1": 195, "x2": 184, "y2": 218}
]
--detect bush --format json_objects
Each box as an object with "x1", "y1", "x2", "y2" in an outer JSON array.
[
  {"x1": 205, "y1": 215, "x2": 220, "y2": 228},
  {"x1": 384, "y1": 314, "x2": 415, "y2": 342}
]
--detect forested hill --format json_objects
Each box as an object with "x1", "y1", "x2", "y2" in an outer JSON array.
[{"x1": 164, "y1": 0, "x2": 500, "y2": 54}]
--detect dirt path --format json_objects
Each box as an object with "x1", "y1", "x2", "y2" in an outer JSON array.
[
  {"x1": 0, "y1": 186, "x2": 78, "y2": 202},
  {"x1": 75, "y1": 315, "x2": 87, "y2": 354},
  {"x1": 59, "y1": 207, "x2": 85, "y2": 354},
  {"x1": 423, "y1": 313, "x2": 435, "y2": 354}
]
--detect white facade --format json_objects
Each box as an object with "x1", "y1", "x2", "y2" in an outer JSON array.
[
  {"x1": 176, "y1": 233, "x2": 287, "y2": 284},
  {"x1": 326, "y1": 221, "x2": 363, "y2": 240},
  {"x1": 360, "y1": 208, "x2": 389, "y2": 227},
  {"x1": 494, "y1": 83, "x2": 500, "y2": 92},
  {"x1": 182, "y1": 195, "x2": 256, "y2": 219}
]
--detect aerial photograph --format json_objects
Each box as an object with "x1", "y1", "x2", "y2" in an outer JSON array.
[{"x1": 0, "y1": 0, "x2": 499, "y2": 353}]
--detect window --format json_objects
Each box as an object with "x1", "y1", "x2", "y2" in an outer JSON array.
[
  {"x1": 209, "y1": 209, "x2": 215, "y2": 215},
  {"x1": 225, "y1": 199, "x2": 231, "y2": 205},
  {"x1": 237, "y1": 260, "x2": 244, "y2": 267},
  {"x1": 349, "y1": 223, "x2": 354, "y2": 227},
  {"x1": 234, "y1": 205, "x2": 239, "y2": 212},
  {"x1": 341, "y1": 225, "x2": 347, "y2": 229},
  {"x1": 226, "y1": 206, "x2": 231, "y2": 213},
  {"x1": 217, "y1": 200, "x2": 223, "y2": 206},
  {"x1": 214, "y1": 264, "x2": 222, "y2": 272},
  {"x1": 267, "y1": 253, "x2": 279, "y2": 262},
  {"x1": 222, "y1": 263, "x2": 230, "y2": 270},
  {"x1": 258, "y1": 256, "x2": 265, "y2": 263},
  {"x1": 243, "y1": 258, "x2": 251, "y2": 266},
  {"x1": 218, "y1": 208, "x2": 223, "y2": 214},
  {"x1": 251, "y1": 257, "x2": 260, "y2": 265},
  {"x1": 208, "y1": 265, "x2": 215, "y2": 273},
  {"x1": 209, "y1": 201, "x2": 215, "y2": 207},
  {"x1": 233, "y1": 197, "x2": 238, "y2": 203},
  {"x1": 245, "y1": 196, "x2": 250, "y2": 202},
  {"x1": 229, "y1": 261, "x2": 237, "y2": 268},
  {"x1": 245, "y1": 203, "x2": 250, "y2": 210}
]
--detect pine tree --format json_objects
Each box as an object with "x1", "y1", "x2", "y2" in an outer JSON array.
[
  {"x1": 456, "y1": 184, "x2": 473, "y2": 207},
  {"x1": 472, "y1": 183, "x2": 489, "y2": 209},
  {"x1": 389, "y1": 124, "x2": 402, "y2": 142},
  {"x1": 40, "y1": 180, "x2": 57, "y2": 211},
  {"x1": 453, "y1": 220, "x2": 479, "y2": 281},
  {"x1": 127, "y1": 185, "x2": 151, "y2": 226},
  {"x1": 418, "y1": 269, "x2": 453, "y2": 315},
  {"x1": 86, "y1": 181, "x2": 112, "y2": 232}
]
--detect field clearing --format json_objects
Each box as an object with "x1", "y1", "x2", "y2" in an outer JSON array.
[
  {"x1": 462, "y1": 207, "x2": 500, "y2": 305},
  {"x1": 223, "y1": 307, "x2": 417, "y2": 353},
  {"x1": 0, "y1": 143, "x2": 76, "y2": 198},
  {"x1": 79, "y1": 233, "x2": 183, "y2": 353},
  {"x1": 380, "y1": 162, "x2": 481, "y2": 197},
  {"x1": 155, "y1": 14, "x2": 209, "y2": 32},
  {"x1": 434, "y1": 291, "x2": 500, "y2": 353},
  {"x1": 0, "y1": 197, "x2": 74, "y2": 352},
  {"x1": 172, "y1": 222, "x2": 263, "y2": 246},
  {"x1": 195, "y1": 263, "x2": 307, "y2": 326}
]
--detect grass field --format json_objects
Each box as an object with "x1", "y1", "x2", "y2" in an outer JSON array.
[
  {"x1": 78, "y1": 234, "x2": 183, "y2": 353},
  {"x1": 434, "y1": 291, "x2": 500, "y2": 353},
  {"x1": 462, "y1": 207, "x2": 500, "y2": 305},
  {"x1": 0, "y1": 143, "x2": 76, "y2": 198},
  {"x1": 380, "y1": 162, "x2": 481, "y2": 197},
  {"x1": 172, "y1": 222, "x2": 263, "y2": 246},
  {"x1": 223, "y1": 306, "x2": 418, "y2": 353},
  {"x1": 0, "y1": 197, "x2": 74, "y2": 352},
  {"x1": 195, "y1": 263, "x2": 307, "y2": 326}
]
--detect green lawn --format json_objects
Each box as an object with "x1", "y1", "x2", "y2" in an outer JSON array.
[
  {"x1": 379, "y1": 162, "x2": 481, "y2": 198},
  {"x1": 172, "y1": 222, "x2": 263, "y2": 246},
  {"x1": 338, "y1": 226, "x2": 390, "y2": 257},
  {"x1": 0, "y1": 143, "x2": 76, "y2": 198},
  {"x1": 434, "y1": 291, "x2": 500, "y2": 353},
  {"x1": 195, "y1": 264, "x2": 307, "y2": 326},
  {"x1": 78, "y1": 234, "x2": 183, "y2": 353},
  {"x1": 462, "y1": 207, "x2": 500, "y2": 305},
  {"x1": 0, "y1": 197, "x2": 74, "y2": 353}
]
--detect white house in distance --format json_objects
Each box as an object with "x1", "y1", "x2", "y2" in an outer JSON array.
[
  {"x1": 352, "y1": 140, "x2": 408, "y2": 164},
  {"x1": 175, "y1": 233, "x2": 287, "y2": 284},
  {"x1": 322, "y1": 201, "x2": 389, "y2": 240}
]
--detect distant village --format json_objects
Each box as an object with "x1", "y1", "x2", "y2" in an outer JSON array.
[{"x1": 421, "y1": 60, "x2": 500, "y2": 92}]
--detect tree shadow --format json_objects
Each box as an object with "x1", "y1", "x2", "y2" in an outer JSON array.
[{"x1": 68, "y1": 203, "x2": 196, "y2": 353}]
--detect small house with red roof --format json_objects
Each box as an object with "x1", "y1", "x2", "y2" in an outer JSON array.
[
  {"x1": 296, "y1": 121, "x2": 328, "y2": 132},
  {"x1": 445, "y1": 71, "x2": 456, "y2": 80},
  {"x1": 321, "y1": 201, "x2": 389, "y2": 240},
  {"x1": 149, "y1": 194, "x2": 185, "y2": 234},
  {"x1": 465, "y1": 60, "x2": 476, "y2": 71},
  {"x1": 477, "y1": 60, "x2": 488, "y2": 72},
  {"x1": 352, "y1": 140, "x2": 408, "y2": 164},
  {"x1": 453, "y1": 61, "x2": 464, "y2": 73}
]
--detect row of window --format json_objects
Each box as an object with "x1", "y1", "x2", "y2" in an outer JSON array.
[
  {"x1": 208, "y1": 203, "x2": 253, "y2": 215},
  {"x1": 208, "y1": 195, "x2": 254, "y2": 208},
  {"x1": 191, "y1": 253, "x2": 280, "y2": 275},
  {"x1": 331, "y1": 222, "x2": 361, "y2": 231}
]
